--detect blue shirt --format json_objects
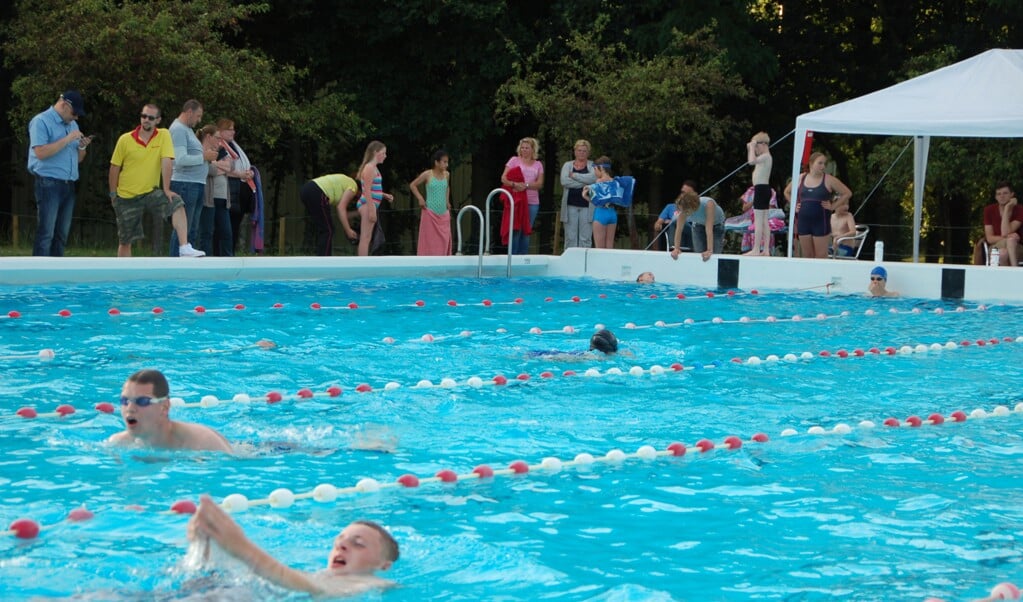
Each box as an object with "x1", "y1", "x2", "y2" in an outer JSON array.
[
  {"x1": 689, "y1": 197, "x2": 725, "y2": 226},
  {"x1": 27, "y1": 106, "x2": 80, "y2": 180},
  {"x1": 169, "y1": 119, "x2": 208, "y2": 184},
  {"x1": 658, "y1": 203, "x2": 677, "y2": 221}
]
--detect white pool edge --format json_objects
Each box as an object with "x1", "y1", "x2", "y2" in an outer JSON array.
[{"x1": 2, "y1": 250, "x2": 1021, "y2": 302}]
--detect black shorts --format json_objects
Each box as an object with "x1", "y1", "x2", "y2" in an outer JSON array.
[{"x1": 752, "y1": 184, "x2": 772, "y2": 211}]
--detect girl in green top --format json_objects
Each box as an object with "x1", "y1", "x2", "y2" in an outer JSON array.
[{"x1": 410, "y1": 150, "x2": 452, "y2": 255}]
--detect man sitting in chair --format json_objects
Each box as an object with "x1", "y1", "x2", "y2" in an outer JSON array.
[
  {"x1": 830, "y1": 199, "x2": 858, "y2": 257},
  {"x1": 983, "y1": 181, "x2": 1023, "y2": 267}
]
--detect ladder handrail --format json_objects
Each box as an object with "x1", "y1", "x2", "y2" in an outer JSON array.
[
  {"x1": 484, "y1": 188, "x2": 515, "y2": 277},
  {"x1": 455, "y1": 205, "x2": 485, "y2": 278}
]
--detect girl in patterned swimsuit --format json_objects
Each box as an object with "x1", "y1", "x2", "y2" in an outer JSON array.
[
  {"x1": 355, "y1": 140, "x2": 393, "y2": 257},
  {"x1": 410, "y1": 149, "x2": 452, "y2": 255}
]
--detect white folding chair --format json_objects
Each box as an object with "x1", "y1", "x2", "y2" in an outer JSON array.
[{"x1": 831, "y1": 225, "x2": 869, "y2": 259}]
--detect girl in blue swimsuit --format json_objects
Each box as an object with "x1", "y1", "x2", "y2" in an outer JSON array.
[
  {"x1": 790, "y1": 152, "x2": 853, "y2": 258},
  {"x1": 584, "y1": 156, "x2": 620, "y2": 249}
]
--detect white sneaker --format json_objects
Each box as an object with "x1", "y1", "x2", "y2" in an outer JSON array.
[{"x1": 178, "y1": 244, "x2": 206, "y2": 258}]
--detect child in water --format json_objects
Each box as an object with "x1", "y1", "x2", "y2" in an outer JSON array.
[{"x1": 527, "y1": 329, "x2": 620, "y2": 361}]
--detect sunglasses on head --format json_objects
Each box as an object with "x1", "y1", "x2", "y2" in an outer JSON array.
[{"x1": 120, "y1": 395, "x2": 167, "y2": 407}]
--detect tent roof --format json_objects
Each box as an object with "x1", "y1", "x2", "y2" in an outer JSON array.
[{"x1": 795, "y1": 49, "x2": 1023, "y2": 137}]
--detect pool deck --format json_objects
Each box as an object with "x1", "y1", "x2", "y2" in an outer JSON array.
[{"x1": 1, "y1": 250, "x2": 1022, "y2": 302}]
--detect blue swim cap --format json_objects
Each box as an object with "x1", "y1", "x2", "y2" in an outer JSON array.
[{"x1": 870, "y1": 266, "x2": 887, "y2": 280}]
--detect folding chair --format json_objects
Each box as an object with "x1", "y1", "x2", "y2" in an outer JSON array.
[{"x1": 831, "y1": 225, "x2": 869, "y2": 259}]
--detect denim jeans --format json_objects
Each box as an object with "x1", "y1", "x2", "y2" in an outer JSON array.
[
  {"x1": 32, "y1": 177, "x2": 77, "y2": 257},
  {"x1": 168, "y1": 180, "x2": 204, "y2": 255},
  {"x1": 512, "y1": 204, "x2": 540, "y2": 254},
  {"x1": 199, "y1": 199, "x2": 234, "y2": 256},
  {"x1": 691, "y1": 222, "x2": 725, "y2": 254}
]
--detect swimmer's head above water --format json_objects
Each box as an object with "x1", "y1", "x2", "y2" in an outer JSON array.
[
  {"x1": 589, "y1": 329, "x2": 618, "y2": 354},
  {"x1": 636, "y1": 271, "x2": 655, "y2": 284}
]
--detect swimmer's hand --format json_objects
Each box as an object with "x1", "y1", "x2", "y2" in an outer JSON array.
[{"x1": 188, "y1": 495, "x2": 326, "y2": 594}]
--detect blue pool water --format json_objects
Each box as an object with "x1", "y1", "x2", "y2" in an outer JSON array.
[{"x1": 1, "y1": 277, "x2": 1022, "y2": 601}]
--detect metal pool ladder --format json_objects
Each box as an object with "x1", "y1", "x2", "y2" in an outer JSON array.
[
  {"x1": 455, "y1": 188, "x2": 515, "y2": 278},
  {"x1": 456, "y1": 204, "x2": 485, "y2": 278}
]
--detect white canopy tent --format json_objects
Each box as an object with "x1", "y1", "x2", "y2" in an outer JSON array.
[{"x1": 789, "y1": 48, "x2": 1023, "y2": 261}]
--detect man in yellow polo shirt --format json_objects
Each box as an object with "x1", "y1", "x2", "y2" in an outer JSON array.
[{"x1": 108, "y1": 103, "x2": 204, "y2": 257}]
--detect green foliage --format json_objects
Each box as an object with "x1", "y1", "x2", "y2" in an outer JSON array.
[
  {"x1": 3, "y1": 0, "x2": 307, "y2": 145},
  {"x1": 495, "y1": 17, "x2": 746, "y2": 170},
  {"x1": 228, "y1": 0, "x2": 514, "y2": 180}
]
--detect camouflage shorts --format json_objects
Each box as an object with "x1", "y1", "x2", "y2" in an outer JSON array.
[{"x1": 113, "y1": 189, "x2": 184, "y2": 245}]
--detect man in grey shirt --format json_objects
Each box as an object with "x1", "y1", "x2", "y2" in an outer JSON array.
[{"x1": 168, "y1": 99, "x2": 217, "y2": 256}]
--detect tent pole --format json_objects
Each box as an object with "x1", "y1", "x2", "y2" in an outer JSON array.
[
  {"x1": 912, "y1": 136, "x2": 930, "y2": 263},
  {"x1": 788, "y1": 129, "x2": 808, "y2": 258}
]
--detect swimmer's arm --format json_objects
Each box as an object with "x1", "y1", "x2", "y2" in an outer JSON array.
[
  {"x1": 190, "y1": 495, "x2": 325, "y2": 594},
  {"x1": 235, "y1": 541, "x2": 324, "y2": 594},
  {"x1": 311, "y1": 573, "x2": 395, "y2": 596}
]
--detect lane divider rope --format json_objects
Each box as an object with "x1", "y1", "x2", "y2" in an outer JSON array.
[
  {"x1": 9, "y1": 335, "x2": 1023, "y2": 419},
  {"x1": 6, "y1": 403, "x2": 1021, "y2": 542}
]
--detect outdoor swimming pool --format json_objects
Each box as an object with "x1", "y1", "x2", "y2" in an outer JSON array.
[{"x1": 1, "y1": 275, "x2": 1021, "y2": 601}]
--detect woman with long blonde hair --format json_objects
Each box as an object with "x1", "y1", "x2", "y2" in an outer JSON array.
[
  {"x1": 500, "y1": 137, "x2": 544, "y2": 254},
  {"x1": 345, "y1": 140, "x2": 394, "y2": 256}
]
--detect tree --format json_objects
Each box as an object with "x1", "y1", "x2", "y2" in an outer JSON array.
[
  {"x1": 495, "y1": 18, "x2": 746, "y2": 247},
  {"x1": 2, "y1": 0, "x2": 347, "y2": 246}
]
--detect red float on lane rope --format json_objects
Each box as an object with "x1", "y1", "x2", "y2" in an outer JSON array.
[
  {"x1": 509, "y1": 460, "x2": 529, "y2": 474},
  {"x1": 171, "y1": 500, "x2": 197, "y2": 514},
  {"x1": 667, "y1": 442, "x2": 686, "y2": 456},
  {"x1": 9, "y1": 518, "x2": 40, "y2": 539}
]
